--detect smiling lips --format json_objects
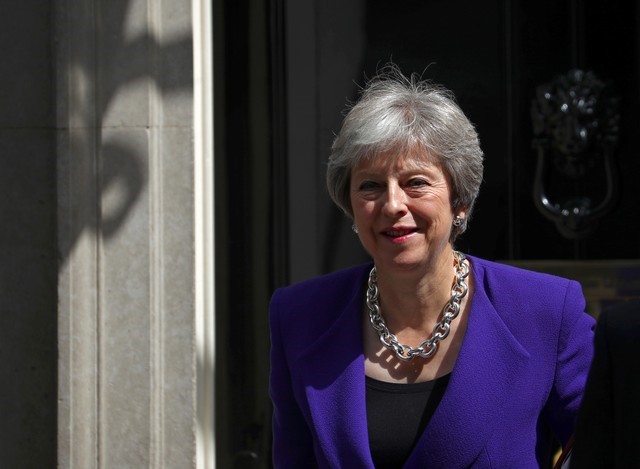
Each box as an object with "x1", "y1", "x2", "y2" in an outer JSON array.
[{"x1": 383, "y1": 227, "x2": 418, "y2": 239}]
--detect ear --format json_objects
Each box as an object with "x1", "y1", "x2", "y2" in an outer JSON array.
[{"x1": 454, "y1": 209, "x2": 467, "y2": 220}]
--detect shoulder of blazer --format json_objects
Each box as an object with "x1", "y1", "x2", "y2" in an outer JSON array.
[
  {"x1": 468, "y1": 255, "x2": 585, "y2": 347},
  {"x1": 470, "y1": 255, "x2": 579, "y2": 304},
  {"x1": 271, "y1": 263, "x2": 372, "y2": 312},
  {"x1": 270, "y1": 263, "x2": 372, "y2": 346},
  {"x1": 470, "y1": 255, "x2": 576, "y2": 288}
]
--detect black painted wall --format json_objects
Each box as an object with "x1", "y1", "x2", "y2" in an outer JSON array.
[
  {"x1": 306, "y1": 1, "x2": 640, "y2": 279},
  {"x1": 217, "y1": 0, "x2": 640, "y2": 466}
]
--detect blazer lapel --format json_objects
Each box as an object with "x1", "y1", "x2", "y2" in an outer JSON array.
[
  {"x1": 292, "y1": 260, "x2": 532, "y2": 468},
  {"x1": 296, "y1": 265, "x2": 374, "y2": 468},
  {"x1": 405, "y1": 261, "x2": 531, "y2": 468}
]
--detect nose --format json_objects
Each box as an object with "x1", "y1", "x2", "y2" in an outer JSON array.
[{"x1": 382, "y1": 183, "x2": 408, "y2": 218}]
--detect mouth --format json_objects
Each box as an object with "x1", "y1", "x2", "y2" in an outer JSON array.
[{"x1": 382, "y1": 227, "x2": 418, "y2": 238}]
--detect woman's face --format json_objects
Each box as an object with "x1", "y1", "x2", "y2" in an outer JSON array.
[{"x1": 350, "y1": 151, "x2": 463, "y2": 273}]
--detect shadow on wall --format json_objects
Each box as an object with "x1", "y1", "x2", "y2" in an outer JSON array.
[
  {"x1": 59, "y1": 0, "x2": 194, "y2": 264},
  {"x1": 0, "y1": 0, "x2": 194, "y2": 466}
]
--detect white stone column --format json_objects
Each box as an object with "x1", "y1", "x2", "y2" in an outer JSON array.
[{"x1": 56, "y1": 0, "x2": 214, "y2": 467}]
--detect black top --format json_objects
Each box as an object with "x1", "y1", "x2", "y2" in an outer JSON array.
[{"x1": 365, "y1": 373, "x2": 451, "y2": 468}]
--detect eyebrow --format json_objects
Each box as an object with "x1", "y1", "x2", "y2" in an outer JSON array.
[{"x1": 352, "y1": 165, "x2": 439, "y2": 179}]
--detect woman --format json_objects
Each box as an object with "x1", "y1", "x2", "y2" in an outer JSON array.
[{"x1": 269, "y1": 64, "x2": 595, "y2": 468}]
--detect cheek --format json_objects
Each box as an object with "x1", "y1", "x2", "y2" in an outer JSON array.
[
  {"x1": 349, "y1": 192, "x2": 362, "y2": 215},
  {"x1": 353, "y1": 201, "x2": 376, "y2": 220}
]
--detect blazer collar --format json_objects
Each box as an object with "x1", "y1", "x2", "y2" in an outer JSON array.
[
  {"x1": 296, "y1": 259, "x2": 530, "y2": 468},
  {"x1": 405, "y1": 258, "x2": 530, "y2": 468}
]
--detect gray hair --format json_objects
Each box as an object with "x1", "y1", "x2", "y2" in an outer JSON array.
[{"x1": 326, "y1": 64, "x2": 484, "y2": 241}]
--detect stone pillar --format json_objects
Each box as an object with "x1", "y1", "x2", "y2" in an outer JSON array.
[{"x1": 56, "y1": 0, "x2": 215, "y2": 467}]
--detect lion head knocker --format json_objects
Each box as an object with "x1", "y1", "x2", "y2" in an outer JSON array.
[{"x1": 531, "y1": 69, "x2": 620, "y2": 238}]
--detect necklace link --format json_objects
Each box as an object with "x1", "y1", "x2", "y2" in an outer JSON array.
[{"x1": 366, "y1": 251, "x2": 470, "y2": 361}]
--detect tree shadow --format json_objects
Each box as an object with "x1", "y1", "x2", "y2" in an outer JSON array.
[{"x1": 60, "y1": 0, "x2": 194, "y2": 262}]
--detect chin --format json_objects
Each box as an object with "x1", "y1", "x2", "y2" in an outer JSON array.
[{"x1": 377, "y1": 256, "x2": 425, "y2": 272}]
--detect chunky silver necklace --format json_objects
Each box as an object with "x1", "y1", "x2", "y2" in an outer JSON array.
[{"x1": 366, "y1": 251, "x2": 470, "y2": 362}]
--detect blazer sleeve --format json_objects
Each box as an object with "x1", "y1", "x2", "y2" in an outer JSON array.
[
  {"x1": 542, "y1": 280, "x2": 596, "y2": 445},
  {"x1": 269, "y1": 288, "x2": 317, "y2": 468}
]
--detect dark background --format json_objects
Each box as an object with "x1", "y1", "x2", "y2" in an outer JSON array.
[{"x1": 214, "y1": 0, "x2": 640, "y2": 466}]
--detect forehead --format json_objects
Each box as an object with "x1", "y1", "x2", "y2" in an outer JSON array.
[{"x1": 353, "y1": 148, "x2": 441, "y2": 175}]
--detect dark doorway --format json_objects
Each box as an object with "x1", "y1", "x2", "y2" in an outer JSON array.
[{"x1": 214, "y1": 1, "x2": 640, "y2": 467}]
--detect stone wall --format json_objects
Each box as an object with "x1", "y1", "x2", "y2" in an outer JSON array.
[{"x1": 55, "y1": 0, "x2": 209, "y2": 467}]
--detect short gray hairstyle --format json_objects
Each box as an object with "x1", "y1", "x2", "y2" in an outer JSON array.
[{"x1": 326, "y1": 64, "x2": 484, "y2": 241}]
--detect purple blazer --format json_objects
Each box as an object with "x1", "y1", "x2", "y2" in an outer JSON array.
[{"x1": 269, "y1": 256, "x2": 596, "y2": 468}]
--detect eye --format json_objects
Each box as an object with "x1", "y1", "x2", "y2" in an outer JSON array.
[
  {"x1": 358, "y1": 180, "x2": 381, "y2": 191},
  {"x1": 407, "y1": 178, "x2": 429, "y2": 188}
]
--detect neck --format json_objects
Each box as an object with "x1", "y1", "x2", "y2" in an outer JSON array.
[{"x1": 374, "y1": 250, "x2": 459, "y2": 330}]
